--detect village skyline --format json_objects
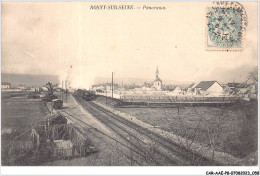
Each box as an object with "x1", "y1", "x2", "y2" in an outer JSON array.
[
  {"x1": 1, "y1": 65, "x2": 256, "y2": 90},
  {"x1": 2, "y1": 2, "x2": 257, "y2": 89}
]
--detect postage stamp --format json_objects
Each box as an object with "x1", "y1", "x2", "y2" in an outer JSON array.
[{"x1": 206, "y1": 1, "x2": 247, "y2": 51}]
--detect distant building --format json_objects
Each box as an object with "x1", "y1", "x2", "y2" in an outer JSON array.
[
  {"x1": 222, "y1": 85, "x2": 233, "y2": 95},
  {"x1": 42, "y1": 87, "x2": 48, "y2": 91},
  {"x1": 186, "y1": 83, "x2": 196, "y2": 95},
  {"x1": 18, "y1": 85, "x2": 26, "y2": 90},
  {"x1": 30, "y1": 87, "x2": 41, "y2": 92},
  {"x1": 92, "y1": 85, "x2": 105, "y2": 92},
  {"x1": 141, "y1": 86, "x2": 152, "y2": 91},
  {"x1": 228, "y1": 82, "x2": 257, "y2": 99},
  {"x1": 153, "y1": 66, "x2": 162, "y2": 91},
  {"x1": 230, "y1": 87, "x2": 241, "y2": 96},
  {"x1": 106, "y1": 85, "x2": 112, "y2": 91},
  {"x1": 228, "y1": 83, "x2": 249, "y2": 93},
  {"x1": 194, "y1": 81, "x2": 223, "y2": 96},
  {"x1": 172, "y1": 86, "x2": 182, "y2": 94},
  {"x1": 248, "y1": 84, "x2": 257, "y2": 99},
  {"x1": 227, "y1": 83, "x2": 240, "y2": 88},
  {"x1": 1, "y1": 82, "x2": 11, "y2": 89}
]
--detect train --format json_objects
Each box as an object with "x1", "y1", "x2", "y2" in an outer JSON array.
[
  {"x1": 82, "y1": 92, "x2": 96, "y2": 101},
  {"x1": 51, "y1": 99, "x2": 63, "y2": 109},
  {"x1": 74, "y1": 89, "x2": 96, "y2": 101}
]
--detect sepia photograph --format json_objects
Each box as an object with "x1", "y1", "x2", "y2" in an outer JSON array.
[{"x1": 1, "y1": 1, "x2": 259, "y2": 174}]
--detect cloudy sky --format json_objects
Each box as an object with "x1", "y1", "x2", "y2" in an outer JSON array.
[{"x1": 2, "y1": 2, "x2": 258, "y2": 88}]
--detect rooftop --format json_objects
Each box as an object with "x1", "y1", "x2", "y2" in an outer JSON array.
[
  {"x1": 227, "y1": 83, "x2": 249, "y2": 88},
  {"x1": 1, "y1": 82, "x2": 11, "y2": 85},
  {"x1": 154, "y1": 77, "x2": 162, "y2": 82},
  {"x1": 195, "y1": 81, "x2": 220, "y2": 91}
]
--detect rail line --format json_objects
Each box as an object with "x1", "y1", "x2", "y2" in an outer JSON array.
[
  {"x1": 59, "y1": 109, "x2": 146, "y2": 165},
  {"x1": 88, "y1": 101, "x2": 214, "y2": 165},
  {"x1": 77, "y1": 99, "x2": 179, "y2": 165},
  {"x1": 60, "y1": 105, "x2": 175, "y2": 165},
  {"x1": 74, "y1": 96, "x2": 217, "y2": 165}
]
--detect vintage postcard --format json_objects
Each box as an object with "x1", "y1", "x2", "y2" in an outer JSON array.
[{"x1": 1, "y1": 1, "x2": 258, "y2": 175}]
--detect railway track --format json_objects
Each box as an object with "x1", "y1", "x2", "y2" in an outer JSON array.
[
  {"x1": 72, "y1": 96, "x2": 217, "y2": 166},
  {"x1": 60, "y1": 104, "x2": 177, "y2": 165},
  {"x1": 59, "y1": 109, "x2": 146, "y2": 165},
  {"x1": 76, "y1": 99, "x2": 180, "y2": 165}
]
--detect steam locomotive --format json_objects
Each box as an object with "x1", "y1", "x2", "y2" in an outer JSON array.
[
  {"x1": 75, "y1": 89, "x2": 96, "y2": 101},
  {"x1": 82, "y1": 92, "x2": 96, "y2": 101}
]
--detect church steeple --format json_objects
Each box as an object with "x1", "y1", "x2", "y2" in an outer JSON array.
[
  {"x1": 153, "y1": 66, "x2": 162, "y2": 91},
  {"x1": 156, "y1": 66, "x2": 159, "y2": 78}
]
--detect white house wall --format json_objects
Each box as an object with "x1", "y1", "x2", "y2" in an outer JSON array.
[
  {"x1": 1, "y1": 85, "x2": 10, "y2": 89},
  {"x1": 206, "y1": 82, "x2": 223, "y2": 95}
]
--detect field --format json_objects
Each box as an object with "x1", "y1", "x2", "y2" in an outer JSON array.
[
  {"x1": 95, "y1": 96, "x2": 258, "y2": 162},
  {"x1": 1, "y1": 91, "x2": 27, "y2": 100},
  {"x1": 1, "y1": 94, "x2": 50, "y2": 165},
  {"x1": 1, "y1": 95, "x2": 49, "y2": 136}
]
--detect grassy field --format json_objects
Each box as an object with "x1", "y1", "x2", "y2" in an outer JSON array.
[
  {"x1": 95, "y1": 96, "x2": 258, "y2": 160},
  {"x1": 1, "y1": 95, "x2": 49, "y2": 134},
  {"x1": 1, "y1": 91, "x2": 27, "y2": 100},
  {"x1": 1, "y1": 94, "x2": 50, "y2": 165}
]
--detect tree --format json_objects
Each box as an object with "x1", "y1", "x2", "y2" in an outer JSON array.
[
  {"x1": 247, "y1": 67, "x2": 258, "y2": 98},
  {"x1": 247, "y1": 67, "x2": 258, "y2": 83}
]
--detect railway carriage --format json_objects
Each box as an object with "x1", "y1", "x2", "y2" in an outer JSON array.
[{"x1": 51, "y1": 99, "x2": 63, "y2": 109}]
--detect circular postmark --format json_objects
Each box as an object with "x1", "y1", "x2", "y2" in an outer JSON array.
[
  {"x1": 212, "y1": 1, "x2": 248, "y2": 30},
  {"x1": 206, "y1": 1, "x2": 248, "y2": 51}
]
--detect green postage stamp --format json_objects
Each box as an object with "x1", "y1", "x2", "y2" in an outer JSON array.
[{"x1": 206, "y1": 1, "x2": 248, "y2": 51}]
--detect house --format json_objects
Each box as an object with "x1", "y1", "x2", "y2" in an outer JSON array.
[
  {"x1": 162, "y1": 84, "x2": 174, "y2": 91},
  {"x1": 18, "y1": 85, "x2": 26, "y2": 90},
  {"x1": 222, "y1": 85, "x2": 233, "y2": 95},
  {"x1": 1, "y1": 82, "x2": 11, "y2": 89},
  {"x1": 228, "y1": 83, "x2": 248, "y2": 92},
  {"x1": 235, "y1": 84, "x2": 249, "y2": 94},
  {"x1": 230, "y1": 87, "x2": 241, "y2": 96},
  {"x1": 141, "y1": 86, "x2": 152, "y2": 92},
  {"x1": 42, "y1": 87, "x2": 49, "y2": 91},
  {"x1": 194, "y1": 81, "x2": 224, "y2": 96},
  {"x1": 172, "y1": 86, "x2": 182, "y2": 94},
  {"x1": 227, "y1": 83, "x2": 239, "y2": 88},
  {"x1": 227, "y1": 82, "x2": 254, "y2": 98},
  {"x1": 186, "y1": 83, "x2": 196, "y2": 95},
  {"x1": 30, "y1": 87, "x2": 41, "y2": 92},
  {"x1": 106, "y1": 85, "x2": 111, "y2": 91},
  {"x1": 241, "y1": 84, "x2": 257, "y2": 99},
  {"x1": 248, "y1": 84, "x2": 257, "y2": 99}
]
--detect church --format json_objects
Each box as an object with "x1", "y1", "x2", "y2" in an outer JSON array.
[{"x1": 153, "y1": 66, "x2": 162, "y2": 91}]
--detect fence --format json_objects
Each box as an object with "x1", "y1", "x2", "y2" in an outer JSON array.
[
  {"x1": 2, "y1": 115, "x2": 97, "y2": 166},
  {"x1": 120, "y1": 95, "x2": 239, "y2": 103}
]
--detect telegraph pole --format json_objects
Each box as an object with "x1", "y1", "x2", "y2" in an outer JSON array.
[
  {"x1": 65, "y1": 80, "x2": 67, "y2": 102},
  {"x1": 112, "y1": 72, "x2": 114, "y2": 99},
  {"x1": 62, "y1": 80, "x2": 64, "y2": 101},
  {"x1": 106, "y1": 88, "x2": 107, "y2": 106}
]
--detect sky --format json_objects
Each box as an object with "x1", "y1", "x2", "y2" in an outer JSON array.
[{"x1": 2, "y1": 2, "x2": 258, "y2": 89}]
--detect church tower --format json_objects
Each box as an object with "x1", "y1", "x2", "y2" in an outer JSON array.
[
  {"x1": 156, "y1": 66, "x2": 159, "y2": 78},
  {"x1": 153, "y1": 66, "x2": 162, "y2": 91}
]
